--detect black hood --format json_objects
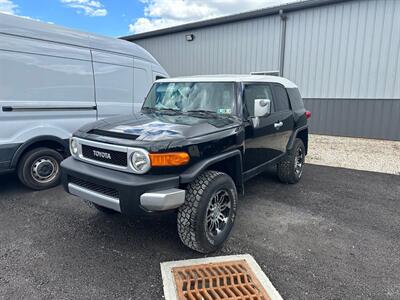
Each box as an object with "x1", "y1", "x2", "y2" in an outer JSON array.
[{"x1": 77, "y1": 112, "x2": 241, "y2": 150}]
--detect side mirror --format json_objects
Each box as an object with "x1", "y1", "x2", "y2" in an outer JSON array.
[{"x1": 254, "y1": 99, "x2": 271, "y2": 117}]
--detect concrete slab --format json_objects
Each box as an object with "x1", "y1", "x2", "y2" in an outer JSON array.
[{"x1": 161, "y1": 254, "x2": 283, "y2": 300}]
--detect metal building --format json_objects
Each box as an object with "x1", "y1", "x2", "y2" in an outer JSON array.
[{"x1": 122, "y1": 0, "x2": 400, "y2": 140}]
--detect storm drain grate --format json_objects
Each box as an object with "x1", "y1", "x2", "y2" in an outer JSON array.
[{"x1": 172, "y1": 260, "x2": 270, "y2": 300}]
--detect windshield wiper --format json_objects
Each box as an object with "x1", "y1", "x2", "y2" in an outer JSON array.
[
  {"x1": 158, "y1": 108, "x2": 180, "y2": 112},
  {"x1": 157, "y1": 108, "x2": 182, "y2": 114},
  {"x1": 186, "y1": 109, "x2": 216, "y2": 114},
  {"x1": 142, "y1": 107, "x2": 181, "y2": 114},
  {"x1": 142, "y1": 107, "x2": 156, "y2": 112},
  {"x1": 185, "y1": 110, "x2": 222, "y2": 118}
]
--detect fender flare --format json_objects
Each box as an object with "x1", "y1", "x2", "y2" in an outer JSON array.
[
  {"x1": 10, "y1": 135, "x2": 69, "y2": 168},
  {"x1": 180, "y1": 149, "x2": 243, "y2": 189},
  {"x1": 287, "y1": 125, "x2": 308, "y2": 151}
]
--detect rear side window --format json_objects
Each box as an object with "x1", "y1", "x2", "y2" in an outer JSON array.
[
  {"x1": 286, "y1": 88, "x2": 304, "y2": 110},
  {"x1": 243, "y1": 84, "x2": 274, "y2": 117},
  {"x1": 272, "y1": 84, "x2": 290, "y2": 111}
]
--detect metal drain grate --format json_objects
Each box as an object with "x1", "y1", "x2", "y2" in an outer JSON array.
[{"x1": 172, "y1": 259, "x2": 270, "y2": 300}]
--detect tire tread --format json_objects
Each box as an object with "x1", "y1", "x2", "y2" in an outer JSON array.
[
  {"x1": 177, "y1": 170, "x2": 227, "y2": 253},
  {"x1": 277, "y1": 138, "x2": 305, "y2": 184}
]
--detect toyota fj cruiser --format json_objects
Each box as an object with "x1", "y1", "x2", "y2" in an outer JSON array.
[{"x1": 61, "y1": 75, "x2": 310, "y2": 253}]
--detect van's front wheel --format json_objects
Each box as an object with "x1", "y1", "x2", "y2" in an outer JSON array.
[
  {"x1": 17, "y1": 147, "x2": 64, "y2": 190},
  {"x1": 177, "y1": 171, "x2": 238, "y2": 253}
]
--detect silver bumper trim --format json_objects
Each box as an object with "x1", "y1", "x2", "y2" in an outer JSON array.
[
  {"x1": 68, "y1": 183, "x2": 121, "y2": 212},
  {"x1": 140, "y1": 189, "x2": 186, "y2": 211}
]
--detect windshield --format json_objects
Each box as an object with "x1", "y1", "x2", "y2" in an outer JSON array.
[{"x1": 142, "y1": 82, "x2": 237, "y2": 116}]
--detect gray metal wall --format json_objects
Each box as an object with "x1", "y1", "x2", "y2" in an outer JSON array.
[
  {"x1": 136, "y1": 15, "x2": 282, "y2": 76},
  {"x1": 134, "y1": 0, "x2": 400, "y2": 140}
]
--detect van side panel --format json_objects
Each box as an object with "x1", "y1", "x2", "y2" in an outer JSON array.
[
  {"x1": 134, "y1": 59, "x2": 153, "y2": 113},
  {"x1": 151, "y1": 63, "x2": 168, "y2": 80},
  {"x1": 0, "y1": 14, "x2": 168, "y2": 177},
  {"x1": 0, "y1": 33, "x2": 96, "y2": 170},
  {"x1": 92, "y1": 50, "x2": 134, "y2": 118}
]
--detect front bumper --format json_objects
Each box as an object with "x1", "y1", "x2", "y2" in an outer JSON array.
[
  {"x1": 61, "y1": 157, "x2": 185, "y2": 216},
  {"x1": 0, "y1": 143, "x2": 21, "y2": 173}
]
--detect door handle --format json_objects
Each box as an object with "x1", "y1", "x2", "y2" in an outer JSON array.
[{"x1": 274, "y1": 121, "x2": 283, "y2": 129}]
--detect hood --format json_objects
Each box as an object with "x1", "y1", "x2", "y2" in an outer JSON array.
[{"x1": 78, "y1": 112, "x2": 240, "y2": 144}]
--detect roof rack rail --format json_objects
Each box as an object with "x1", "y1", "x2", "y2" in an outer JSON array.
[{"x1": 250, "y1": 70, "x2": 280, "y2": 76}]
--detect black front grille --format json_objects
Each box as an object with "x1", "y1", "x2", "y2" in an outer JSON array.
[
  {"x1": 82, "y1": 144, "x2": 127, "y2": 166},
  {"x1": 69, "y1": 176, "x2": 119, "y2": 199}
]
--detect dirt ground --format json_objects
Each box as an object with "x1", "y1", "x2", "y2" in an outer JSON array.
[{"x1": 307, "y1": 134, "x2": 400, "y2": 175}]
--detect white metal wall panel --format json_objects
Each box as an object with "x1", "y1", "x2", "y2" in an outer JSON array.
[
  {"x1": 135, "y1": 16, "x2": 282, "y2": 77},
  {"x1": 284, "y1": 0, "x2": 400, "y2": 99}
]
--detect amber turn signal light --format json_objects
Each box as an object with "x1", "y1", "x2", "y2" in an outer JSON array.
[{"x1": 149, "y1": 152, "x2": 190, "y2": 167}]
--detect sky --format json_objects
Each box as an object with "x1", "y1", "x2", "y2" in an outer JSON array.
[{"x1": 0, "y1": 0, "x2": 300, "y2": 37}]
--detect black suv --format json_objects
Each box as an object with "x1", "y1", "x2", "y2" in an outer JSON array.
[{"x1": 61, "y1": 75, "x2": 310, "y2": 253}]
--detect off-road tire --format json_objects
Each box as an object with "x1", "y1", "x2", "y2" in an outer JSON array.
[
  {"x1": 177, "y1": 170, "x2": 238, "y2": 253},
  {"x1": 277, "y1": 138, "x2": 305, "y2": 184},
  {"x1": 17, "y1": 147, "x2": 64, "y2": 190}
]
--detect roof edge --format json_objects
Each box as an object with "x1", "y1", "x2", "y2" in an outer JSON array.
[{"x1": 121, "y1": 0, "x2": 350, "y2": 41}]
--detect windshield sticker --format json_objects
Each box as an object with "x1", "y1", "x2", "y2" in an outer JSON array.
[{"x1": 218, "y1": 108, "x2": 232, "y2": 114}]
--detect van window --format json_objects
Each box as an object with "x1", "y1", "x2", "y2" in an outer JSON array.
[{"x1": 156, "y1": 75, "x2": 166, "y2": 80}]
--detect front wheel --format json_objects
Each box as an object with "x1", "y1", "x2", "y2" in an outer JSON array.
[
  {"x1": 17, "y1": 147, "x2": 64, "y2": 190},
  {"x1": 177, "y1": 171, "x2": 238, "y2": 253},
  {"x1": 277, "y1": 138, "x2": 305, "y2": 184}
]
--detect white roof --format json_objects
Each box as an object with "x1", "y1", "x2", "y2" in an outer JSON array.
[
  {"x1": 0, "y1": 13, "x2": 158, "y2": 64},
  {"x1": 157, "y1": 74, "x2": 298, "y2": 88}
]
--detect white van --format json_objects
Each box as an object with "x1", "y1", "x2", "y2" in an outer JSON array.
[{"x1": 0, "y1": 13, "x2": 168, "y2": 190}]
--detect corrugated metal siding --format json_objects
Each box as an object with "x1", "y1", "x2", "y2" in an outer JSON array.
[
  {"x1": 284, "y1": 0, "x2": 400, "y2": 99},
  {"x1": 135, "y1": 16, "x2": 282, "y2": 76},
  {"x1": 133, "y1": 0, "x2": 400, "y2": 140},
  {"x1": 304, "y1": 98, "x2": 400, "y2": 140}
]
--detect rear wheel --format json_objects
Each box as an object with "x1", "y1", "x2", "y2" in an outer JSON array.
[
  {"x1": 177, "y1": 171, "x2": 238, "y2": 253},
  {"x1": 17, "y1": 147, "x2": 64, "y2": 190},
  {"x1": 277, "y1": 138, "x2": 305, "y2": 184}
]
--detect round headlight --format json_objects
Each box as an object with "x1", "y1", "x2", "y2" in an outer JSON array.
[
  {"x1": 130, "y1": 150, "x2": 150, "y2": 174},
  {"x1": 70, "y1": 138, "x2": 79, "y2": 156}
]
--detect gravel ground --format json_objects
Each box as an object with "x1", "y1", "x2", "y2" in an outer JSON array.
[
  {"x1": 307, "y1": 134, "x2": 400, "y2": 175},
  {"x1": 1, "y1": 165, "x2": 399, "y2": 299}
]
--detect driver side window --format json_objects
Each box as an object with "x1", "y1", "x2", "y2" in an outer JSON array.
[{"x1": 243, "y1": 84, "x2": 274, "y2": 118}]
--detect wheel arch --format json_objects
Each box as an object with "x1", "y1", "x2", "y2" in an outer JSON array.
[
  {"x1": 11, "y1": 136, "x2": 69, "y2": 169},
  {"x1": 180, "y1": 150, "x2": 244, "y2": 193},
  {"x1": 287, "y1": 125, "x2": 308, "y2": 155}
]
